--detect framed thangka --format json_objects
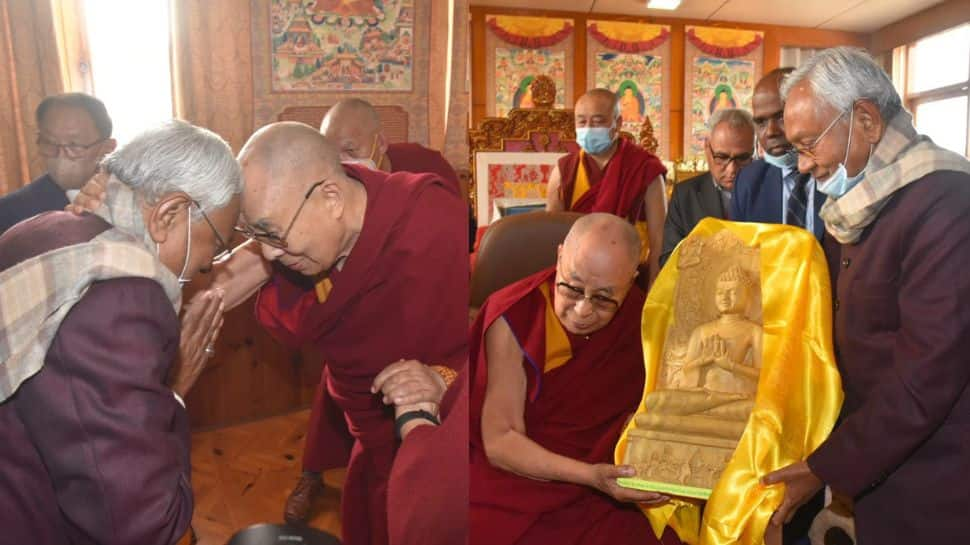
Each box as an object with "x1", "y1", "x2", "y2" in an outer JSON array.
[
  {"x1": 485, "y1": 15, "x2": 574, "y2": 117},
  {"x1": 270, "y1": 0, "x2": 415, "y2": 92},
  {"x1": 683, "y1": 26, "x2": 763, "y2": 160},
  {"x1": 587, "y1": 21, "x2": 671, "y2": 158}
]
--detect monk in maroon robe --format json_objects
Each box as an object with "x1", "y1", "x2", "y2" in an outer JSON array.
[
  {"x1": 272, "y1": 99, "x2": 472, "y2": 524},
  {"x1": 546, "y1": 89, "x2": 667, "y2": 284},
  {"x1": 216, "y1": 123, "x2": 468, "y2": 545},
  {"x1": 470, "y1": 213, "x2": 681, "y2": 545}
]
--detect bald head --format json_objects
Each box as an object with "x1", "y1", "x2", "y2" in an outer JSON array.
[
  {"x1": 575, "y1": 88, "x2": 620, "y2": 120},
  {"x1": 318, "y1": 99, "x2": 386, "y2": 164},
  {"x1": 320, "y1": 98, "x2": 381, "y2": 135},
  {"x1": 562, "y1": 213, "x2": 641, "y2": 273},
  {"x1": 240, "y1": 121, "x2": 341, "y2": 190}
]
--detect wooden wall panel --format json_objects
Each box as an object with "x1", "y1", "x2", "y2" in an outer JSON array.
[{"x1": 469, "y1": 6, "x2": 867, "y2": 161}]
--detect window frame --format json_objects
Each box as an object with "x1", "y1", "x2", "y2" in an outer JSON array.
[{"x1": 899, "y1": 23, "x2": 970, "y2": 157}]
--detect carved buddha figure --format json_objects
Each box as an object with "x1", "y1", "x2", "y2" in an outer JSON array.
[{"x1": 635, "y1": 264, "x2": 762, "y2": 441}]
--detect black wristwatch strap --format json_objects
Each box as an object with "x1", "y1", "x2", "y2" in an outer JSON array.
[{"x1": 395, "y1": 409, "x2": 440, "y2": 439}]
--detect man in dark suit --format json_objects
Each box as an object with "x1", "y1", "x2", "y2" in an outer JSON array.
[
  {"x1": 0, "y1": 93, "x2": 115, "y2": 234},
  {"x1": 660, "y1": 108, "x2": 755, "y2": 266},
  {"x1": 732, "y1": 68, "x2": 825, "y2": 240}
]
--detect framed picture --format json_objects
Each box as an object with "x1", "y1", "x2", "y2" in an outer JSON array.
[{"x1": 474, "y1": 151, "x2": 566, "y2": 223}]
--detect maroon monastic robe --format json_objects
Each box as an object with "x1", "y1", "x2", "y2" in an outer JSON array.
[
  {"x1": 255, "y1": 165, "x2": 468, "y2": 545},
  {"x1": 468, "y1": 267, "x2": 681, "y2": 545},
  {"x1": 558, "y1": 138, "x2": 666, "y2": 223},
  {"x1": 301, "y1": 144, "x2": 466, "y2": 476}
]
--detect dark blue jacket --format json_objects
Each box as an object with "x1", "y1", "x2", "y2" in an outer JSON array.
[
  {"x1": 0, "y1": 174, "x2": 70, "y2": 235},
  {"x1": 731, "y1": 159, "x2": 825, "y2": 240}
]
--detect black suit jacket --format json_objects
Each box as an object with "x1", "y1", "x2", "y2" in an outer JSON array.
[
  {"x1": 660, "y1": 172, "x2": 727, "y2": 267},
  {"x1": 731, "y1": 159, "x2": 825, "y2": 240},
  {"x1": 0, "y1": 174, "x2": 70, "y2": 235}
]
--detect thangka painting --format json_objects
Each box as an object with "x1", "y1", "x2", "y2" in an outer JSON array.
[
  {"x1": 494, "y1": 48, "x2": 567, "y2": 117},
  {"x1": 270, "y1": 0, "x2": 414, "y2": 92},
  {"x1": 474, "y1": 152, "x2": 565, "y2": 222},
  {"x1": 594, "y1": 53, "x2": 663, "y2": 140},
  {"x1": 687, "y1": 57, "x2": 755, "y2": 159}
]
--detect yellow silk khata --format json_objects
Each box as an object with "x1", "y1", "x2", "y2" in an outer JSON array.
[{"x1": 614, "y1": 218, "x2": 843, "y2": 545}]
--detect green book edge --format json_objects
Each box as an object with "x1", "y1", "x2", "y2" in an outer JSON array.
[{"x1": 616, "y1": 477, "x2": 712, "y2": 500}]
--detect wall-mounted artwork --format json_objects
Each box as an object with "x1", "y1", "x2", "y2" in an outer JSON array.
[
  {"x1": 474, "y1": 151, "x2": 565, "y2": 223},
  {"x1": 594, "y1": 53, "x2": 663, "y2": 138},
  {"x1": 683, "y1": 26, "x2": 763, "y2": 160},
  {"x1": 270, "y1": 0, "x2": 414, "y2": 92},
  {"x1": 494, "y1": 48, "x2": 567, "y2": 116},
  {"x1": 686, "y1": 57, "x2": 756, "y2": 158},
  {"x1": 485, "y1": 15, "x2": 574, "y2": 117},
  {"x1": 587, "y1": 21, "x2": 671, "y2": 158}
]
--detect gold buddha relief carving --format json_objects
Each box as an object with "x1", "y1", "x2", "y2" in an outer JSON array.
[{"x1": 623, "y1": 230, "x2": 762, "y2": 497}]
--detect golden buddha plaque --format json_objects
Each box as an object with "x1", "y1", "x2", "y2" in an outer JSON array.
[{"x1": 620, "y1": 229, "x2": 762, "y2": 499}]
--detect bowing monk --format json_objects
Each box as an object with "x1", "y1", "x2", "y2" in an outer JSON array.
[
  {"x1": 215, "y1": 122, "x2": 468, "y2": 545},
  {"x1": 469, "y1": 213, "x2": 682, "y2": 545},
  {"x1": 278, "y1": 98, "x2": 472, "y2": 522},
  {"x1": 546, "y1": 89, "x2": 667, "y2": 284}
]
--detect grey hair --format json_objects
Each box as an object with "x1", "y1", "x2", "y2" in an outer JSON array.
[
  {"x1": 102, "y1": 120, "x2": 242, "y2": 218},
  {"x1": 708, "y1": 108, "x2": 756, "y2": 134},
  {"x1": 780, "y1": 46, "x2": 902, "y2": 120}
]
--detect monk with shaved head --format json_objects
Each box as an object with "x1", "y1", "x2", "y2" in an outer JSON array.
[
  {"x1": 546, "y1": 89, "x2": 668, "y2": 286},
  {"x1": 285, "y1": 99, "x2": 472, "y2": 522},
  {"x1": 469, "y1": 213, "x2": 682, "y2": 545},
  {"x1": 215, "y1": 121, "x2": 469, "y2": 545}
]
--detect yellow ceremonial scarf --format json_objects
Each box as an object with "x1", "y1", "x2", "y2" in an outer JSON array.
[
  {"x1": 614, "y1": 218, "x2": 843, "y2": 545},
  {"x1": 538, "y1": 281, "x2": 572, "y2": 374},
  {"x1": 571, "y1": 150, "x2": 651, "y2": 263}
]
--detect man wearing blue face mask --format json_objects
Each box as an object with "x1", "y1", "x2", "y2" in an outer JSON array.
[
  {"x1": 731, "y1": 68, "x2": 826, "y2": 241},
  {"x1": 762, "y1": 47, "x2": 970, "y2": 545},
  {"x1": 546, "y1": 89, "x2": 667, "y2": 285}
]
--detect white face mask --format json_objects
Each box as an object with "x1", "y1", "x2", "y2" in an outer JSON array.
[{"x1": 157, "y1": 203, "x2": 193, "y2": 287}]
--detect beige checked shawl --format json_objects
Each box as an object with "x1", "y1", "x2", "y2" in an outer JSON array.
[
  {"x1": 0, "y1": 177, "x2": 181, "y2": 402},
  {"x1": 820, "y1": 109, "x2": 970, "y2": 244}
]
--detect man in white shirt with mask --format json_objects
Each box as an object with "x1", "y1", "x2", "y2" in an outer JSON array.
[{"x1": 731, "y1": 68, "x2": 826, "y2": 240}]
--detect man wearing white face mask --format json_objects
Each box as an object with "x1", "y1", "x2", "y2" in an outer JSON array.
[
  {"x1": 0, "y1": 120, "x2": 241, "y2": 545},
  {"x1": 546, "y1": 88, "x2": 667, "y2": 285},
  {"x1": 762, "y1": 47, "x2": 970, "y2": 545},
  {"x1": 731, "y1": 68, "x2": 826, "y2": 240}
]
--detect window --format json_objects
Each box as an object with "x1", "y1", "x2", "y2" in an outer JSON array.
[
  {"x1": 896, "y1": 24, "x2": 970, "y2": 157},
  {"x1": 81, "y1": 0, "x2": 174, "y2": 144}
]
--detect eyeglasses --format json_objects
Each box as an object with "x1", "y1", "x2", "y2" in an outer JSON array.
[
  {"x1": 555, "y1": 281, "x2": 621, "y2": 312},
  {"x1": 706, "y1": 141, "x2": 754, "y2": 168},
  {"x1": 792, "y1": 109, "x2": 848, "y2": 161},
  {"x1": 234, "y1": 179, "x2": 324, "y2": 249},
  {"x1": 36, "y1": 135, "x2": 107, "y2": 159},
  {"x1": 195, "y1": 202, "x2": 232, "y2": 264}
]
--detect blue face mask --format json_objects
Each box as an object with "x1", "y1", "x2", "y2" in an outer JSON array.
[
  {"x1": 816, "y1": 108, "x2": 872, "y2": 199},
  {"x1": 576, "y1": 126, "x2": 615, "y2": 155},
  {"x1": 763, "y1": 148, "x2": 798, "y2": 170}
]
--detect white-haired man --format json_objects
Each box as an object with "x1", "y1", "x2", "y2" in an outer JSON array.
[
  {"x1": 660, "y1": 108, "x2": 755, "y2": 266},
  {"x1": 0, "y1": 120, "x2": 241, "y2": 545},
  {"x1": 763, "y1": 47, "x2": 970, "y2": 544}
]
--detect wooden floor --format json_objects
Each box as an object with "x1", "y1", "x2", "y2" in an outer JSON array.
[{"x1": 190, "y1": 409, "x2": 345, "y2": 545}]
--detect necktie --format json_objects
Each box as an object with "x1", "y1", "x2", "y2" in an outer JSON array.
[{"x1": 786, "y1": 174, "x2": 807, "y2": 228}]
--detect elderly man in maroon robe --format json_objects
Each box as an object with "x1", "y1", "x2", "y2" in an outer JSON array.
[
  {"x1": 546, "y1": 89, "x2": 667, "y2": 284},
  {"x1": 0, "y1": 120, "x2": 240, "y2": 545},
  {"x1": 469, "y1": 213, "x2": 682, "y2": 545},
  {"x1": 763, "y1": 47, "x2": 970, "y2": 544},
  {"x1": 274, "y1": 98, "x2": 472, "y2": 523},
  {"x1": 215, "y1": 122, "x2": 468, "y2": 545}
]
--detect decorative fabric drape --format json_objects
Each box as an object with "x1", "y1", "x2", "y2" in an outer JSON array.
[
  {"x1": 0, "y1": 0, "x2": 64, "y2": 195},
  {"x1": 486, "y1": 15, "x2": 573, "y2": 49},
  {"x1": 588, "y1": 22, "x2": 670, "y2": 53},
  {"x1": 170, "y1": 0, "x2": 254, "y2": 153},
  {"x1": 685, "y1": 27, "x2": 764, "y2": 58}
]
